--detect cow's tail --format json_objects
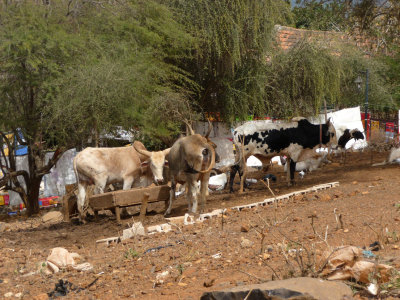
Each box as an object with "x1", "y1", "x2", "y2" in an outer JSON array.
[
  {"x1": 73, "y1": 154, "x2": 79, "y2": 186},
  {"x1": 199, "y1": 143, "x2": 215, "y2": 174}
]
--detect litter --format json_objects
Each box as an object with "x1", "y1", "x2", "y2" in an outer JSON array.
[
  {"x1": 211, "y1": 252, "x2": 222, "y2": 259},
  {"x1": 44, "y1": 247, "x2": 93, "y2": 274},
  {"x1": 144, "y1": 244, "x2": 174, "y2": 254},
  {"x1": 362, "y1": 250, "x2": 376, "y2": 259},
  {"x1": 322, "y1": 246, "x2": 393, "y2": 284}
]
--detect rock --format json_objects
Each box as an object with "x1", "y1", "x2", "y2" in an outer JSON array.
[
  {"x1": 240, "y1": 224, "x2": 249, "y2": 232},
  {"x1": 41, "y1": 211, "x2": 63, "y2": 224},
  {"x1": 361, "y1": 191, "x2": 369, "y2": 195},
  {"x1": 343, "y1": 229, "x2": 349, "y2": 233},
  {"x1": 204, "y1": 278, "x2": 216, "y2": 287},
  {"x1": 240, "y1": 238, "x2": 253, "y2": 248},
  {"x1": 122, "y1": 222, "x2": 146, "y2": 240},
  {"x1": 4, "y1": 292, "x2": 13, "y2": 298},
  {"x1": 262, "y1": 253, "x2": 270, "y2": 260},
  {"x1": 316, "y1": 193, "x2": 331, "y2": 202},
  {"x1": 212, "y1": 277, "x2": 353, "y2": 300},
  {"x1": 15, "y1": 292, "x2": 22, "y2": 298}
]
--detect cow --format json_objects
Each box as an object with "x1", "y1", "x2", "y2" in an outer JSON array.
[
  {"x1": 73, "y1": 142, "x2": 170, "y2": 221},
  {"x1": 165, "y1": 121, "x2": 216, "y2": 215},
  {"x1": 229, "y1": 117, "x2": 338, "y2": 192},
  {"x1": 337, "y1": 128, "x2": 364, "y2": 149}
]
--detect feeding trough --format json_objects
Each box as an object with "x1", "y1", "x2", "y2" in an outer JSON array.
[{"x1": 89, "y1": 185, "x2": 170, "y2": 223}]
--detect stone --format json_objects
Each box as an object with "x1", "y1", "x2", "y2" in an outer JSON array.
[
  {"x1": 240, "y1": 238, "x2": 253, "y2": 248},
  {"x1": 204, "y1": 278, "x2": 216, "y2": 287},
  {"x1": 316, "y1": 193, "x2": 331, "y2": 202},
  {"x1": 214, "y1": 277, "x2": 353, "y2": 300},
  {"x1": 41, "y1": 211, "x2": 63, "y2": 224},
  {"x1": 240, "y1": 224, "x2": 249, "y2": 232},
  {"x1": 4, "y1": 292, "x2": 13, "y2": 298},
  {"x1": 121, "y1": 222, "x2": 146, "y2": 240}
]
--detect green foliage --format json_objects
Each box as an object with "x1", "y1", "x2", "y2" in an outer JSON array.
[
  {"x1": 166, "y1": 0, "x2": 293, "y2": 123},
  {"x1": 293, "y1": 0, "x2": 349, "y2": 31},
  {"x1": 265, "y1": 41, "x2": 342, "y2": 118}
]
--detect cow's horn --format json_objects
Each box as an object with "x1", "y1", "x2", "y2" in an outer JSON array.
[
  {"x1": 183, "y1": 119, "x2": 195, "y2": 136},
  {"x1": 133, "y1": 144, "x2": 152, "y2": 158},
  {"x1": 205, "y1": 119, "x2": 213, "y2": 139}
]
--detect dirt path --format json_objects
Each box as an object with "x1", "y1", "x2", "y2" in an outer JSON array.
[{"x1": 1, "y1": 151, "x2": 400, "y2": 299}]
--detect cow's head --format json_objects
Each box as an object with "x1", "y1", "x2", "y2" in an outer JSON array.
[
  {"x1": 134, "y1": 145, "x2": 170, "y2": 184},
  {"x1": 324, "y1": 118, "x2": 338, "y2": 148},
  {"x1": 184, "y1": 119, "x2": 220, "y2": 164}
]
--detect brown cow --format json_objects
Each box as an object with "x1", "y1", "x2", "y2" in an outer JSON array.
[{"x1": 165, "y1": 121, "x2": 216, "y2": 215}]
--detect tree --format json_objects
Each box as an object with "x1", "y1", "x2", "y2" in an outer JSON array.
[
  {"x1": 166, "y1": 0, "x2": 293, "y2": 123},
  {"x1": 0, "y1": 0, "x2": 193, "y2": 215}
]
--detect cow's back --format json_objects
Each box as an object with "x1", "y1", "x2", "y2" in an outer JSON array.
[{"x1": 74, "y1": 146, "x2": 141, "y2": 183}]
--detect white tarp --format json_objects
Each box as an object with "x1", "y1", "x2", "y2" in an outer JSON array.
[{"x1": 312, "y1": 106, "x2": 368, "y2": 150}]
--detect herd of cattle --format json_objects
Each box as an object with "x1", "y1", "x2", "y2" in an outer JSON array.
[{"x1": 73, "y1": 118, "x2": 366, "y2": 222}]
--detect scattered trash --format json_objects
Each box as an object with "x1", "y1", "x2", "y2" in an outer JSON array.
[
  {"x1": 144, "y1": 244, "x2": 174, "y2": 254},
  {"x1": 211, "y1": 252, "x2": 222, "y2": 259},
  {"x1": 245, "y1": 178, "x2": 257, "y2": 184},
  {"x1": 362, "y1": 250, "x2": 376, "y2": 259},
  {"x1": 322, "y1": 246, "x2": 393, "y2": 284},
  {"x1": 155, "y1": 270, "x2": 170, "y2": 286},
  {"x1": 44, "y1": 247, "x2": 93, "y2": 274},
  {"x1": 367, "y1": 283, "x2": 378, "y2": 296},
  {"x1": 369, "y1": 241, "x2": 381, "y2": 251},
  {"x1": 208, "y1": 173, "x2": 227, "y2": 191},
  {"x1": 262, "y1": 174, "x2": 277, "y2": 182},
  {"x1": 47, "y1": 278, "x2": 99, "y2": 298}
]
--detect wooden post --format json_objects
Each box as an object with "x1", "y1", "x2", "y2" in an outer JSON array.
[
  {"x1": 139, "y1": 193, "x2": 150, "y2": 223},
  {"x1": 324, "y1": 99, "x2": 328, "y2": 122},
  {"x1": 115, "y1": 206, "x2": 121, "y2": 224},
  {"x1": 63, "y1": 194, "x2": 70, "y2": 222}
]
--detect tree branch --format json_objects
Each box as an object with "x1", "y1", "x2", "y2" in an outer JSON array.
[{"x1": 36, "y1": 147, "x2": 66, "y2": 176}]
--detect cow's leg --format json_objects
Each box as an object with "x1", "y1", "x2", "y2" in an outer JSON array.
[
  {"x1": 187, "y1": 180, "x2": 198, "y2": 213},
  {"x1": 77, "y1": 181, "x2": 87, "y2": 223},
  {"x1": 199, "y1": 173, "x2": 210, "y2": 213},
  {"x1": 228, "y1": 165, "x2": 238, "y2": 193},
  {"x1": 289, "y1": 159, "x2": 296, "y2": 185},
  {"x1": 122, "y1": 177, "x2": 134, "y2": 190},
  {"x1": 165, "y1": 178, "x2": 176, "y2": 216}
]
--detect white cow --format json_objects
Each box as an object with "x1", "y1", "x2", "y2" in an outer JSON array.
[{"x1": 73, "y1": 141, "x2": 170, "y2": 221}]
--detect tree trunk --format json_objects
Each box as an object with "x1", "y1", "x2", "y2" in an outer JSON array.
[{"x1": 26, "y1": 176, "x2": 42, "y2": 216}]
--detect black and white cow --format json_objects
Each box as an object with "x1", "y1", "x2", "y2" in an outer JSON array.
[
  {"x1": 229, "y1": 118, "x2": 338, "y2": 192},
  {"x1": 336, "y1": 128, "x2": 364, "y2": 149}
]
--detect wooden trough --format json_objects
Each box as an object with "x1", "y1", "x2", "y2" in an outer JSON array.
[{"x1": 89, "y1": 185, "x2": 170, "y2": 223}]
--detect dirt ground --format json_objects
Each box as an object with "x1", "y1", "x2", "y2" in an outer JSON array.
[{"x1": 1, "y1": 151, "x2": 400, "y2": 299}]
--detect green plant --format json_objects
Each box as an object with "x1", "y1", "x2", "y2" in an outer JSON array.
[{"x1": 124, "y1": 248, "x2": 139, "y2": 259}]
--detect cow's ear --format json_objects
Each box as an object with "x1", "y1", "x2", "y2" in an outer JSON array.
[
  {"x1": 141, "y1": 161, "x2": 149, "y2": 167},
  {"x1": 326, "y1": 117, "x2": 332, "y2": 125}
]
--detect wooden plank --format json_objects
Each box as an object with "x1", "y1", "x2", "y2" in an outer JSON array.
[
  {"x1": 114, "y1": 185, "x2": 170, "y2": 207},
  {"x1": 89, "y1": 185, "x2": 170, "y2": 210},
  {"x1": 90, "y1": 192, "x2": 115, "y2": 210}
]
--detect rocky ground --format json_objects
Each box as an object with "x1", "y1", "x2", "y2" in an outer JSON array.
[{"x1": 1, "y1": 151, "x2": 400, "y2": 299}]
